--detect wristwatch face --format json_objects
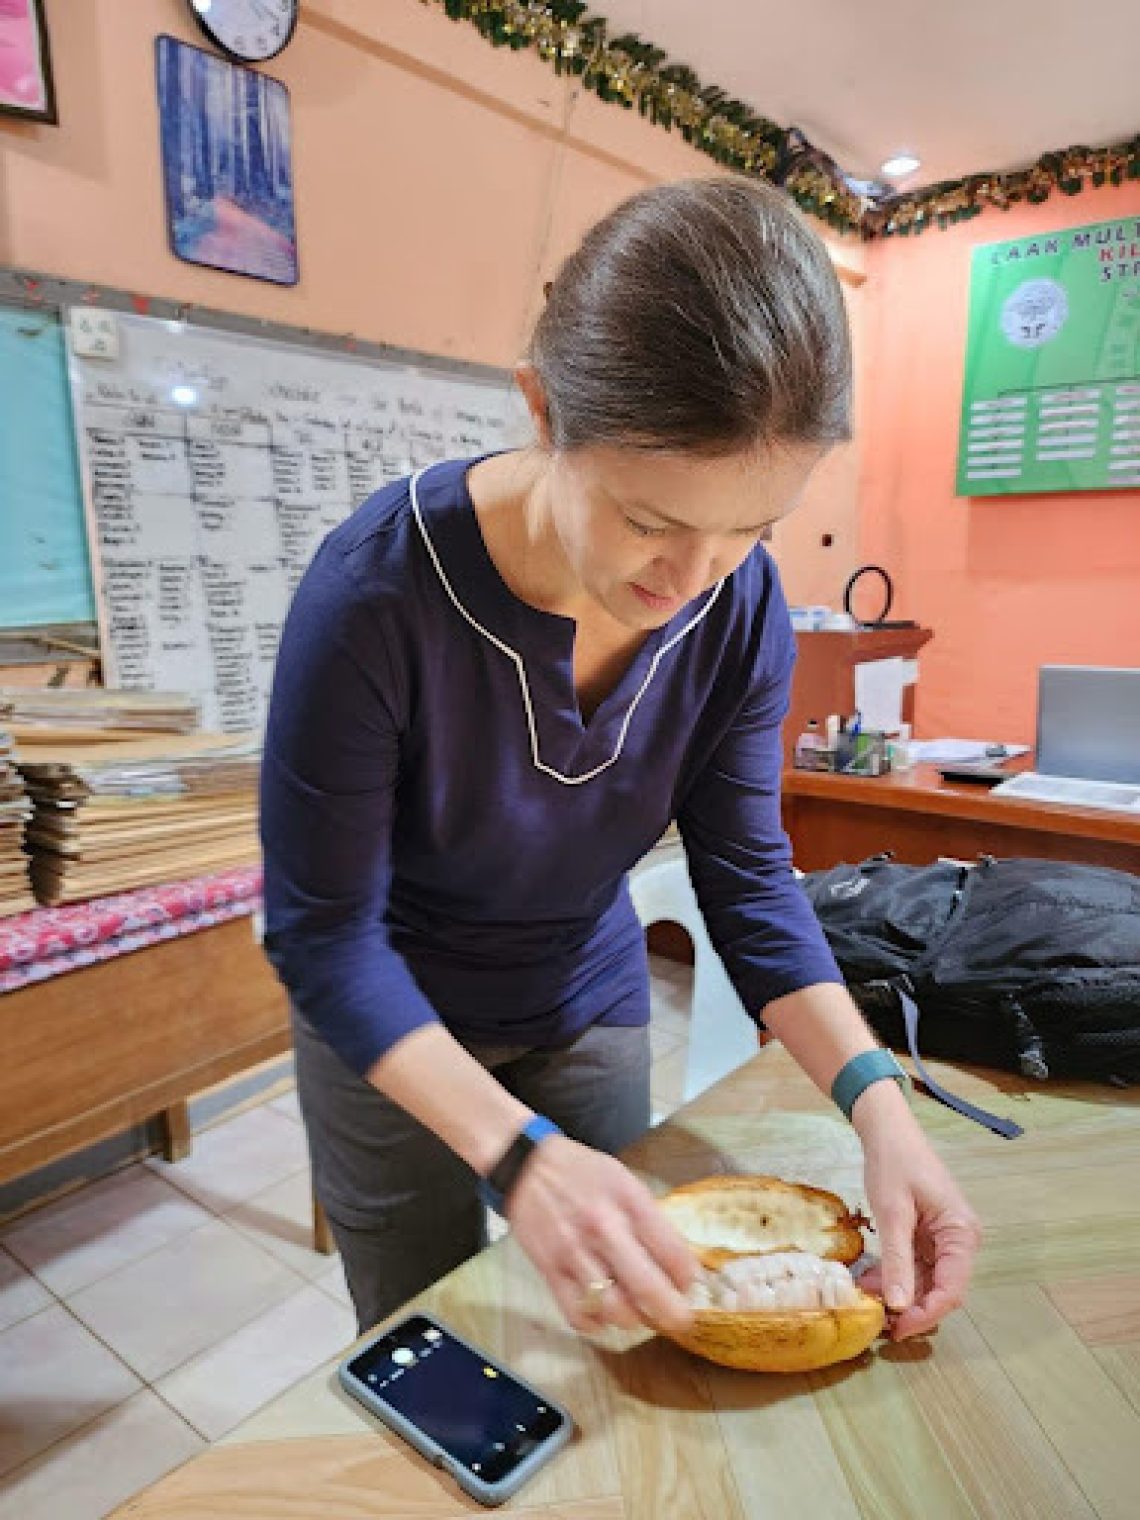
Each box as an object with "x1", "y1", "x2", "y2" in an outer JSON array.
[
  {"x1": 486, "y1": 1132, "x2": 536, "y2": 1198},
  {"x1": 189, "y1": 0, "x2": 299, "y2": 62}
]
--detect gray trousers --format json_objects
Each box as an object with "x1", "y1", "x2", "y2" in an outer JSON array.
[{"x1": 292, "y1": 1011, "x2": 652, "y2": 1334}]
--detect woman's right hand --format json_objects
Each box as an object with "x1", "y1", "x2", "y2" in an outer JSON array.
[
  {"x1": 364, "y1": 1025, "x2": 696, "y2": 1333},
  {"x1": 506, "y1": 1134, "x2": 699, "y2": 1336}
]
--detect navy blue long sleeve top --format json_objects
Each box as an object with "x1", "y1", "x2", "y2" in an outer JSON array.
[{"x1": 259, "y1": 456, "x2": 843, "y2": 1076}]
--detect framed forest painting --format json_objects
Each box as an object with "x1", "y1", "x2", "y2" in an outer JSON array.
[{"x1": 156, "y1": 35, "x2": 298, "y2": 286}]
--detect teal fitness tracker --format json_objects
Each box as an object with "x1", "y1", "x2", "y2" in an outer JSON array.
[
  {"x1": 479, "y1": 1115, "x2": 564, "y2": 1216},
  {"x1": 831, "y1": 1049, "x2": 911, "y2": 1122}
]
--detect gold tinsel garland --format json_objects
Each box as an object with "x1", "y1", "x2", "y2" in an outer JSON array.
[
  {"x1": 863, "y1": 142, "x2": 1140, "y2": 237},
  {"x1": 429, "y1": 0, "x2": 1140, "y2": 239}
]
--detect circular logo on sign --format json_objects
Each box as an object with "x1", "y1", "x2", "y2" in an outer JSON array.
[{"x1": 1000, "y1": 279, "x2": 1069, "y2": 348}]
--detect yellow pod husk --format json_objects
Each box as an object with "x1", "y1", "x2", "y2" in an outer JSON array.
[
  {"x1": 659, "y1": 1175, "x2": 869, "y2": 1267},
  {"x1": 657, "y1": 1175, "x2": 885, "y2": 1373}
]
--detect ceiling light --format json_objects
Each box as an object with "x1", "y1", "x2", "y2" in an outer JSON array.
[{"x1": 881, "y1": 154, "x2": 921, "y2": 178}]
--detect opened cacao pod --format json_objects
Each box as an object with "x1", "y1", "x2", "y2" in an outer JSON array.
[{"x1": 656, "y1": 1175, "x2": 885, "y2": 1372}]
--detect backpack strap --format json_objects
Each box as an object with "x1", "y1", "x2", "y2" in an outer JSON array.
[{"x1": 897, "y1": 985, "x2": 1024, "y2": 1139}]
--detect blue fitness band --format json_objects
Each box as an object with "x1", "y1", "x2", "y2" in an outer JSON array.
[
  {"x1": 478, "y1": 1115, "x2": 564, "y2": 1216},
  {"x1": 831, "y1": 1049, "x2": 911, "y2": 1122}
]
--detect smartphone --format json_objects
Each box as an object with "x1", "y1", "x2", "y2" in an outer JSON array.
[{"x1": 337, "y1": 1312, "x2": 574, "y2": 1507}]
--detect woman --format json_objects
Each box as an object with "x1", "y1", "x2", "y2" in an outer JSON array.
[{"x1": 260, "y1": 176, "x2": 980, "y2": 1342}]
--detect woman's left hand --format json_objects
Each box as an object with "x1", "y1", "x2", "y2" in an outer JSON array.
[{"x1": 854, "y1": 1091, "x2": 983, "y2": 1340}]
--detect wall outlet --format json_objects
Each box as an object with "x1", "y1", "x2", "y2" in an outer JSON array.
[{"x1": 70, "y1": 307, "x2": 121, "y2": 360}]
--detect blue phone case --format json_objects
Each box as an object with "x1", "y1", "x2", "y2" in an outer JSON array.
[{"x1": 337, "y1": 1313, "x2": 575, "y2": 1507}]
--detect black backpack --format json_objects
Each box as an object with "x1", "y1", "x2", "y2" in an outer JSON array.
[{"x1": 800, "y1": 855, "x2": 1140, "y2": 1136}]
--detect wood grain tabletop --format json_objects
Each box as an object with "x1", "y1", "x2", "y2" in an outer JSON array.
[{"x1": 115, "y1": 1043, "x2": 1140, "y2": 1519}]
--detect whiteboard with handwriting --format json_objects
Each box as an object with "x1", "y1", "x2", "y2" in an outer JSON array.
[{"x1": 67, "y1": 311, "x2": 519, "y2": 731}]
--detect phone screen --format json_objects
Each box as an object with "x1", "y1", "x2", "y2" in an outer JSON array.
[{"x1": 344, "y1": 1314, "x2": 565, "y2": 1484}]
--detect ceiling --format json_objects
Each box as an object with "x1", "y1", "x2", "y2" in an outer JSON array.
[{"x1": 591, "y1": 0, "x2": 1137, "y2": 191}]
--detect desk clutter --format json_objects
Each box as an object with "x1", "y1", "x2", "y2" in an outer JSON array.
[
  {"x1": 12, "y1": 729, "x2": 261, "y2": 908},
  {"x1": 792, "y1": 713, "x2": 899, "y2": 777},
  {"x1": 0, "y1": 714, "x2": 35, "y2": 917},
  {"x1": 0, "y1": 686, "x2": 201, "y2": 741}
]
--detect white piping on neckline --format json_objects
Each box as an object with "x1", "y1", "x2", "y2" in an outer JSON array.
[{"x1": 409, "y1": 466, "x2": 724, "y2": 787}]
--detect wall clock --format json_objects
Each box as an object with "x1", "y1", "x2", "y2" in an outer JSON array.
[{"x1": 187, "y1": 0, "x2": 298, "y2": 64}]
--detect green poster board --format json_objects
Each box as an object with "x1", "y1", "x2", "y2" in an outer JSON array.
[{"x1": 957, "y1": 215, "x2": 1140, "y2": 497}]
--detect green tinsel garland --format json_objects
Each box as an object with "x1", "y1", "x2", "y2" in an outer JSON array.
[
  {"x1": 429, "y1": 0, "x2": 1140, "y2": 239},
  {"x1": 431, "y1": 0, "x2": 864, "y2": 232}
]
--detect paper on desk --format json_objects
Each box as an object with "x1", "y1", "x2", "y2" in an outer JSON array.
[
  {"x1": 911, "y1": 739, "x2": 1031, "y2": 764},
  {"x1": 854, "y1": 657, "x2": 910, "y2": 733}
]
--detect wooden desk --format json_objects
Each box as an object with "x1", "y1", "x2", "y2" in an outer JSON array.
[
  {"x1": 0, "y1": 916, "x2": 290, "y2": 1184},
  {"x1": 783, "y1": 763, "x2": 1140, "y2": 875},
  {"x1": 116, "y1": 1045, "x2": 1140, "y2": 1519}
]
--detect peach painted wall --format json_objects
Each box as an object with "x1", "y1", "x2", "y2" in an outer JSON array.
[
  {"x1": 1, "y1": 0, "x2": 718, "y2": 362},
  {"x1": 860, "y1": 183, "x2": 1140, "y2": 744},
  {"x1": 769, "y1": 275, "x2": 866, "y2": 608},
  {"x1": 0, "y1": 0, "x2": 865, "y2": 611}
]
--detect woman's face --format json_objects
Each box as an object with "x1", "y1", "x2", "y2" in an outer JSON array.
[{"x1": 546, "y1": 441, "x2": 825, "y2": 631}]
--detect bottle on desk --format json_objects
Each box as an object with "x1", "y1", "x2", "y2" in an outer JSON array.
[
  {"x1": 794, "y1": 719, "x2": 824, "y2": 770},
  {"x1": 888, "y1": 722, "x2": 915, "y2": 772}
]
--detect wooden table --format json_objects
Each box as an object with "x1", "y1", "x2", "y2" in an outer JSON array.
[
  {"x1": 783, "y1": 763, "x2": 1140, "y2": 875},
  {"x1": 1, "y1": 915, "x2": 290, "y2": 1184},
  {"x1": 116, "y1": 1044, "x2": 1140, "y2": 1519}
]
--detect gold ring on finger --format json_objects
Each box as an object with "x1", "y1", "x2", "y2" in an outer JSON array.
[{"x1": 580, "y1": 1275, "x2": 616, "y2": 1310}]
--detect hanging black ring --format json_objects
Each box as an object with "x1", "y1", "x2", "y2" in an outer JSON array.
[{"x1": 843, "y1": 564, "x2": 893, "y2": 626}]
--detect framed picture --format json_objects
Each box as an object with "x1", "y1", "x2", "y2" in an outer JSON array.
[
  {"x1": 155, "y1": 35, "x2": 298, "y2": 287},
  {"x1": 0, "y1": 0, "x2": 58, "y2": 123}
]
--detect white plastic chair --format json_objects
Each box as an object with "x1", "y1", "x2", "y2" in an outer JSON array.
[{"x1": 628, "y1": 837, "x2": 758, "y2": 1103}]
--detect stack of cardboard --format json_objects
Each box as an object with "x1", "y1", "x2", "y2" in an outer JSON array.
[
  {"x1": 0, "y1": 688, "x2": 201, "y2": 742},
  {"x1": 0, "y1": 717, "x2": 35, "y2": 917},
  {"x1": 16, "y1": 733, "x2": 261, "y2": 907}
]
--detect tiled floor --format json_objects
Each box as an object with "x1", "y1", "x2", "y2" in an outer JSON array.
[{"x1": 0, "y1": 955, "x2": 696, "y2": 1519}]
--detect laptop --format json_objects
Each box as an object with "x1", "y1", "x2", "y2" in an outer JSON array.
[{"x1": 992, "y1": 666, "x2": 1140, "y2": 812}]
